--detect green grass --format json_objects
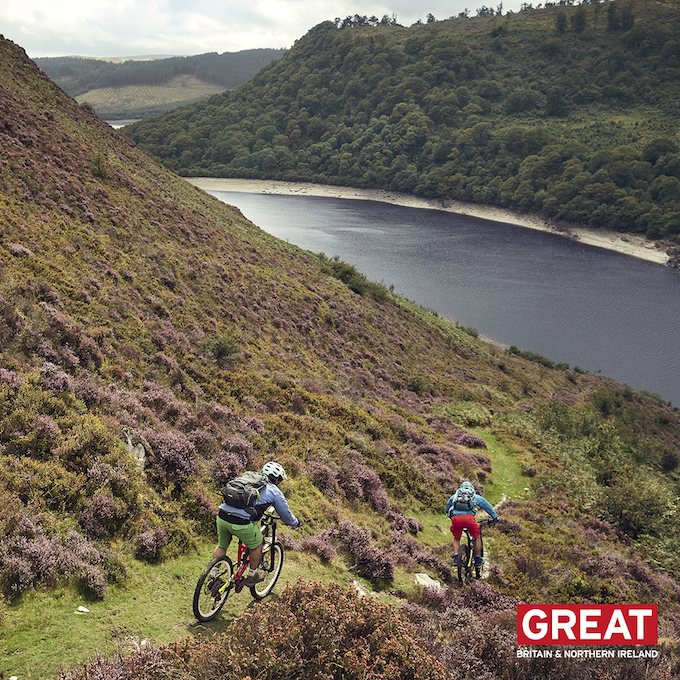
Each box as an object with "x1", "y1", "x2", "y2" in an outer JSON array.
[
  {"x1": 476, "y1": 430, "x2": 533, "y2": 506},
  {"x1": 1, "y1": 543, "x2": 214, "y2": 679}
]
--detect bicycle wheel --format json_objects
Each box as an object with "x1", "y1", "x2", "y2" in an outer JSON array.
[
  {"x1": 457, "y1": 544, "x2": 470, "y2": 585},
  {"x1": 193, "y1": 555, "x2": 233, "y2": 622},
  {"x1": 250, "y1": 541, "x2": 283, "y2": 600}
]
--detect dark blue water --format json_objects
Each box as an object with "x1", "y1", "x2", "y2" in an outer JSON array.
[{"x1": 211, "y1": 191, "x2": 680, "y2": 406}]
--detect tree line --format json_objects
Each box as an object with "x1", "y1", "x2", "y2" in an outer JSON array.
[
  {"x1": 126, "y1": 1, "x2": 680, "y2": 241},
  {"x1": 36, "y1": 49, "x2": 286, "y2": 97}
]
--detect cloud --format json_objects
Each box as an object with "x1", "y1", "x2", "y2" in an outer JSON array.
[{"x1": 1, "y1": 0, "x2": 524, "y2": 58}]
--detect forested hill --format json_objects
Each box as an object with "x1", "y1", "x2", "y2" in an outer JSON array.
[
  {"x1": 35, "y1": 49, "x2": 286, "y2": 95},
  {"x1": 126, "y1": 1, "x2": 680, "y2": 244},
  {"x1": 3, "y1": 33, "x2": 680, "y2": 680}
]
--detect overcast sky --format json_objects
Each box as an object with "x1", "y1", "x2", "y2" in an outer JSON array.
[{"x1": 2, "y1": 0, "x2": 525, "y2": 59}]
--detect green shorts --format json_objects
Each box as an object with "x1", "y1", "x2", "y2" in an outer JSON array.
[{"x1": 216, "y1": 516, "x2": 263, "y2": 550}]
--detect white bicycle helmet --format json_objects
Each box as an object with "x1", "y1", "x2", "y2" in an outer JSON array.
[{"x1": 262, "y1": 461, "x2": 287, "y2": 482}]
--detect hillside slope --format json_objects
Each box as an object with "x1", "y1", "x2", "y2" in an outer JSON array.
[
  {"x1": 74, "y1": 75, "x2": 227, "y2": 120},
  {"x1": 126, "y1": 1, "x2": 680, "y2": 247},
  {"x1": 35, "y1": 49, "x2": 286, "y2": 120},
  {"x1": 1, "y1": 34, "x2": 680, "y2": 680}
]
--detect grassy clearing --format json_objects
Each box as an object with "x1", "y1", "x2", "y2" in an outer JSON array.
[{"x1": 75, "y1": 75, "x2": 226, "y2": 117}]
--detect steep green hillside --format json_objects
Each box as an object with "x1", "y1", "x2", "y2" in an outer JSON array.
[
  {"x1": 1, "y1": 34, "x2": 680, "y2": 680},
  {"x1": 127, "y1": 0, "x2": 680, "y2": 246}
]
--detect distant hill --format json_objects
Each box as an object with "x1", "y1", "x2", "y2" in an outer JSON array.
[
  {"x1": 125, "y1": 2, "x2": 680, "y2": 245},
  {"x1": 2, "y1": 33, "x2": 680, "y2": 680},
  {"x1": 73, "y1": 75, "x2": 229, "y2": 120},
  {"x1": 36, "y1": 49, "x2": 286, "y2": 119}
]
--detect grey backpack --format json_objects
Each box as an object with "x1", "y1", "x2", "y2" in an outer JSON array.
[{"x1": 221, "y1": 471, "x2": 269, "y2": 518}]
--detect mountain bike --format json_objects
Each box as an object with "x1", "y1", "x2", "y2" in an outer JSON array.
[
  {"x1": 457, "y1": 519, "x2": 494, "y2": 586},
  {"x1": 193, "y1": 508, "x2": 284, "y2": 622}
]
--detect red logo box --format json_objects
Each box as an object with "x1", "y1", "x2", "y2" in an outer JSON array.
[{"x1": 517, "y1": 604, "x2": 658, "y2": 645}]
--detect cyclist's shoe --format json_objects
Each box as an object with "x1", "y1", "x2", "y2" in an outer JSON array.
[
  {"x1": 243, "y1": 570, "x2": 265, "y2": 586},
  {"x1": 453, "y1": 554, "x2": 458, "y2": 565},
  {"x1": 210, "y1": 577, "x2": 225, "y2": 598},
  {"x1": 474, "y1": 557, "x2": 484, "y2": 579}
]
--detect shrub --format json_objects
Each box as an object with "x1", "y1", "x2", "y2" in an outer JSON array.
[
  {"x1": 333, "y1": 519, "x2": 395, "y2": 581},
  {"x1": 210, "y1": 450, "x2": 245, "y2": 486},
  {"x1": 77, "y1": 564, "x2": 108, "y2": 599},
  {"x1": 338, "y1": 456, "x2": 389, "y2": 511},
  {"x1": 436, "y1": 401, "x2": 493, "y2": 428},
  {"x1": 142, "y1": 429, "x2": 198, "y2": 487},
  {"x1": 0, "y1": 457, "x2": 84, "y2": 513},
  {"x1": 308, "y1": 452, "x2": 390, "y2": 511},
  {"x1": 186, "y1": 428, "x2": 218, "y2": 458},
  {"x1": 180, "y1": 481, "x2": 218, "y2": 536},
  {"x1": 79, "y1": 493, "x2": 125, "y2": 538},
  {"x1": 55, "y1": 415, "x2": 122, "y2": 471},
  {"x1": 210, "y1": 435, "x2": 255, "y2": 485},
  {"x1": 209, "y1": 335, "x2": 240, "y2": 367},
  {"x1": 306, "y1": 456, "x2": 342, "y2": 498},
  {"x1": 240, "y1": 415, "x2": 265, "y2": 433},
  {"x1": 604, "y1": 477, "x2": 673, "y2": 538},
  {"x1": 0, "y1": 367, "x2": 24, "y2": 388},
  {"x1": 40, "y1": 361, "x2": 74, "y2": 394},
  {"x1": 454, "y1": 431, "x2": 487, "y2": 448},
  {"x1": 197, "y1": 580, "x2": 448, "y2": 679},
  {"x1": 85, "y1": 458, "x2": 133, "y2": 498},
  {"x1": 140, "y1": 381, "x2": 191, "y2": 423},
  {"x1": 135, "y1": 527, "x2": 169, "y2": 561},
  {"x1": 282, "y1": 534, "x2": 338, "y2": 561}
]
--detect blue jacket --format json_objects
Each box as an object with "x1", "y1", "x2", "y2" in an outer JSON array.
[
  {"x1": 220, "y1": 482, "x2": 300, "y2": 526},
  {"x1": 445, "y1": 492, "x2": 498, "y2": 520}
]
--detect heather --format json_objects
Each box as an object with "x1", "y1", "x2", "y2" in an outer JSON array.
[{"x1": 1, "y1": 34, "x2": 680, "y2": 680}]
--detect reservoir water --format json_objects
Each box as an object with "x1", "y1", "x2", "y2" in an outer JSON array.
[{"x1": 210, "y1": 190, "x2": 680, "y2": 407}]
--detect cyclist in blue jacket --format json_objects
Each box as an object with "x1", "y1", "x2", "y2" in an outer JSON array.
[
  {"x1": 212, "y1": 461, "x2": 300, "y2": 586},
  {"x1": 445, "y1": 481, "x2": 498, "y2": 569}
]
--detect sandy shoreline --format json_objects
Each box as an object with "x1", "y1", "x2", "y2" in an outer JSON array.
[{"x1": 186, "y1": 177, "x2": 670, "y2": 266}]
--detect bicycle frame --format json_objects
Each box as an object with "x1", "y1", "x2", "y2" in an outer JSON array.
[
  {"x1": 231, "y1": 512, "x2": 278, "y2": 591},
  {"x1": 457, "y1": 527, "x2": 476, "y2": 585},
  {"x1": 457, "y1": 519, "x2": 491, "y2": 585}
]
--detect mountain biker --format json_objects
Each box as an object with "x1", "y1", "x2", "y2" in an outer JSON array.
[
  {"x1": 212, "y1": 461, "x2": 301, "y2": 586},
  {"x1": 445, "y1": 480, "x2": 498, "y2": 570}
]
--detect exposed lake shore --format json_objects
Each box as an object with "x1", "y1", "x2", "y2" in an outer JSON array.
[{"x1": 186, "y1": 177, "x2": 671, "y2": 267}]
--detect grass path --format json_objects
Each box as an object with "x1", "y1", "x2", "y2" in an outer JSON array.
[{"x1": 477, "y1": 430, "x2": 532, "y2": 508}]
